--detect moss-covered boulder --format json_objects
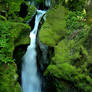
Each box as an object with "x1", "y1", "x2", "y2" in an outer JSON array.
[
  {"x1": 0, "y1": 0, "x2": 23, "y2": 17},
  {"x1": 10, "y1": 22, "x2": 31, "y2": 47},
  {"x1": 0, "y1": 20, "x2": 31, "y2": 62},
  {"x1": 44, "y1": 62, "x2": 92, "y2": 92},
  {"x1": 39, "y1": 5, "x2": 67, "y2": 46}
]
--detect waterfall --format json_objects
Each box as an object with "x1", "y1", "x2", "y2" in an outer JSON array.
[
  {"x1": 45, "y1": 0, "x2": 51, "y2": 7},
  {"x1": 21, "y1": 10, "x2": 46, "y2": 92}
]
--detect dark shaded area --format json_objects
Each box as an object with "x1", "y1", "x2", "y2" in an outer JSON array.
[
  {"x1": 19, "y1": 2, "x2": 28, "y2": 18},
  {"x1": 0, "y1": 11, "x2": 6, "y2": 17},
  {"x1": 29, "y1": 14, "x2": 36, "y2": 30},
  {"x1": 39, "y1": 2, "x2": 45, "y2": 10},
  {"x1": 13, "y1": 45, "x2": 28, "y2": 85},
  {"x1": 45, "y1": 76, "x2": 82, "y2": 92}
]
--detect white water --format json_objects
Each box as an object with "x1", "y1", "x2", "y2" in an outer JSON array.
[
  {"x1": 22, "y1": 10, "x2": 46, "y2": 92},
  {"x1": 45, "y1": 0, "x2": 51, "y2": 7}
]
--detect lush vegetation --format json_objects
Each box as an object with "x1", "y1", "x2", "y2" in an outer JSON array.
[
  {"x1": 39, "y1": 0, "x2": 92, "y2": 92},
  {"x1": 0, "y1": 0, "x2": 32, "y2": 91},
  {"x1": 0, "y1": 0, "x2": 92, "y2": 92},
  {"x1": 39, "y1": 5, "x2": 67, "y2": 46}
]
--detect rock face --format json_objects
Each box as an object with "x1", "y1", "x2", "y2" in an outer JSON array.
[{"x1": 39, "y1": 1, "x2": 92, "y2": 92}]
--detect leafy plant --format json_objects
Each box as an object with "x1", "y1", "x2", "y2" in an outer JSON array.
[{"x1": 66, "y1": 11, "x2": 89, "y2": 41}]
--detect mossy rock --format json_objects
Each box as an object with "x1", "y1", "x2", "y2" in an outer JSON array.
[
  {"x1": 44, "y1": 62, "x2": 92, "y2": 92},
  {"x1": 52, "y1": 39, "x2": 88, "y2": 65},
  {"x1": 10, "y1": 22, "x2": 31, "y2": 47},
  {"x1": 0, "y1": 63, "x2": 21, "y2": 92},
  {"x1": 0, "y1": 20, "x2": 31, "y2": 63},
  {"x1": 0, "y1": 0, "x2": 23, "y2": 15},
  {"x1": 24, "y1": 4, "x2": 36, "y2": 22},
  {"x1": 39, "y1": 5, "x2": 67, "y2": 46}
]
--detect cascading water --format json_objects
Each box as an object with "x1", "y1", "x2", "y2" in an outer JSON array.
[
  {"x1": 22, "y1": 10, "x2": 46, "y2": 92},
  {"x1": 45, "y1": 0, "x2": 51, "y2": 7}
]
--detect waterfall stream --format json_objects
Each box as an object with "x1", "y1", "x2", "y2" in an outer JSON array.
[{"x1": 22, "y1": 10, "x2": 46, "y2": 92}]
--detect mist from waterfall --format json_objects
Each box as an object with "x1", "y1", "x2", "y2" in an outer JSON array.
[{"x1": 21, "y1": 10, "x2": 46, "y2": 92}]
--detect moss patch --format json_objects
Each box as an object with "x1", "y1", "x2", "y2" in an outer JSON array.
[
  {"x1": 0, "y1": 63, "x2": 21, "y2": 92},
  {"x1": 39, "y1": 5, "x2": 67, "y2": 46}
]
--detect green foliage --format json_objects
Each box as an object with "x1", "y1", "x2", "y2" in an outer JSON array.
[
  {"x1": 66, "y1": 11, "x2": 86, "y2": 30},
  {"x1": 36, "y1": 0, "x2": 43, "y2": 4},
  {"x1": 52, "y1": 40, "x2": 81, "y2": 64},
  {"x1": 39, "y1": 5, "x2": 67, "y2": 46},
  {"x1": 66, "y1": 11, "x2": 90, "y2": 41},
  {"x1": 42, "y1": 7, "x2": 91, "y2": 91},
  {"x1": 87, "y1": 0, "x2": 92, "y2": 24},
  {"x1": 0, "y1": 21, "x2": 13, "y2": 63},
  {"x1": 0, "y1": 63, "x2": 21, "y2": 92},
  {"x1": 0, "y1": 0, "x2": 35, "y2": 91},
  {"x1": 0, "y1": 19, "x2": 30, "y2": 91},
  {"x1": 0, "y1": 0, "x2": 23, "y2": 16},
  {"x1": 64, "y1": 0, "x2": 85, "y2": 11},
  {"x1": 0, "y1": 20, "x2": 31, "y2": 64},
  {"x1": 10, "y1": 22, "x2": 31, "y2": 46},
  {"x1": 0, "y1": 15, "x2": 7, "y2": 21},
  {"x1": 24, "y1": 5, "x2": 36, "y2": 22},
  {"x1": 44, "y1": 62, "x2": 92, "y2": 92}
]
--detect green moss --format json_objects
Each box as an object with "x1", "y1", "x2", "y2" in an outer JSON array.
[
  {"x1": 63, "y1": 0, "x2": 85, "y2": 11},
  {"x1": 84, "y1": 25, "x2": 92, "y2": 65},
  {"x1": 87, "y1": 1, "x2": 92, "y2": 24},
  {"x1": 36, "y1": 0, "x2": 43, "y2": 4},
  {"x1": 8, "y1": 0, "x2": 22, "y2": 15},
  {"x1": 44, "y1": 33, "x2": 90, "y2": 92},
  {"x1": 66, "y1": 10, "x2": 89, "y2": 42},
  {"x1": 44, "y1": 37, "x2": 91, "y2": 91},
  {"x1": 39, "y1": 3, "x2": 91, "y2": 91},
  {"x1": 52, "y1": 40, "x2": 80, "y2": 64},
  {"x1": 44, "y1": 63, "x2": 78, "y2": 80},
  {"x1": 24, "y1": 4, "x2": 36, "y2": 22},
  {"x1": 0, "y1": 19, "x2": 30, "y2": 91},
  {"x1": 0, "y1": 15, "x2": 7, "y2": 21},
  {"x1": 39, "y1": 5, "x2": 67, "y2": 46},
  {"x1": 9, "y1": 22, "x2": 31, "y2": 58},
  {"x1": 0, "y1": 63, "x2": 21, "y2": 92},
  {"x1": 44, "y1": 62, "x2": 92, "y2": 92},
  {"x1": 0, "y1": 20, "x2": 31, "y2": 63},
  {"x1": 10, "y1": 22, "x2": 31, "y2": 46},
  {"x1": 0, "y1": 0, "x2": 23, "y2": 15}
]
